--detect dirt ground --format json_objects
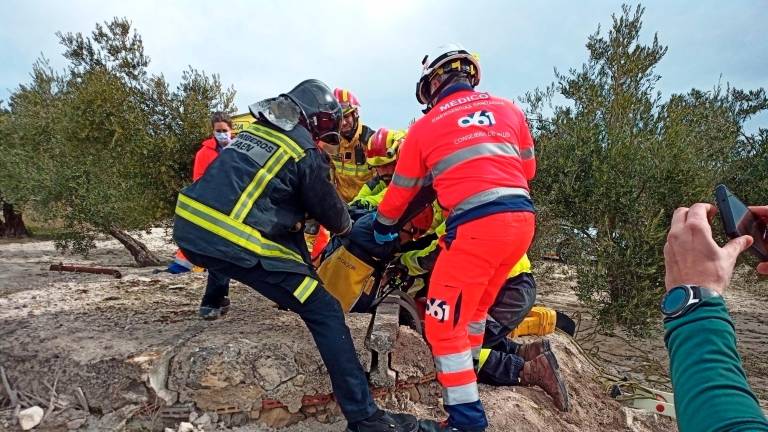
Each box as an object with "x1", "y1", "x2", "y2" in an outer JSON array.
[{"x1": 0, "y1": 230, "x2": 764, "y2": 431}]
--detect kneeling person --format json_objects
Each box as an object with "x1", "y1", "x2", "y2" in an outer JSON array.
[{"x1": 401, "y1": 243, "x2": 570, "y2": 412}]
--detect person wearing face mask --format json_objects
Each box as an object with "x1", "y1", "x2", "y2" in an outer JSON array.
[
  {"x1": 193, "y1": 111, "x2": 234, "y2": 180},
  {"x1": 193, "y1": 111, "x2": 234, "y2": 319}
]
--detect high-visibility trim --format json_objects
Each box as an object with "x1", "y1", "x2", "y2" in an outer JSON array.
[
  {"x1": 400, "y1": 251, "x2": 428, "y2": 276},
  {"x1": 443, "y1": 382, "x2": 480, "y2": 405},
  {"x1": 452, "y1": 187, "x2": 530, "y2": 216},
  {"x1": 293, "y1": 276, "x2": 319, "y2": 303},
  {"x1": 367, "y1": 156, "x2": 396, "y2": 167},
  {"x1": 434, "y1": 351, "x2": 474, "y2": 374},
  {"x1": 375, "y1": 212, "x2": 399, "y2": 226},
  {"x1": 431, "y1": 143, "x2": 519, "y2": 179},
  {"x1": 477, "y1": 348, "x2": 492, "y2": 371},
  {"x1": 471, "y1": 346, "x2": 482, "y2": 359},
  {"x1": 508, "y1": 253, "x2": 532, "y2": 278},
  {"x1": 332, "y1": 159, "x2": 369, "y2": 176},
  {"x1": 175, "y1": 194, "x2": 302, "y2": 263},
  {"x1": 246, "y1": 124, "x2": 304, "y2": 159},
  {"x1": 468, "y1": 320, "x2": 486, "y2": 336},
  {"x1": 391, "y1": 173, "x2": 423, "y2": 188},
  {"x1": 230, "y1": 150, "x2": 291, "y2": 221},
  {"x1": 520, "y1": 147, "x2": 535, "y2": 160}
]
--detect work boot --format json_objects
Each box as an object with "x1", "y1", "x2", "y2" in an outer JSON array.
[
  {"x1": 520, "y1": 351, "x2": 570, "y2": 412},
  {"x1": 516, "y1": 339, "x2": 554, "y2": 365},
  {"x1": 219, "y1": 297, "x2": 231, "y2": 315},
  {"x1": 199, "y1": 297, "x2": 231, "y2": 320},
  {"x1": 418, "y1": 419, "x2": 484, "y2": 431},
  {"x1": 346, "y1": 409, "x2": 418, "y2": 432}
]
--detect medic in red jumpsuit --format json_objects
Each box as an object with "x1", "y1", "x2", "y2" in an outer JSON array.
[{"x1": 373, "y1": 44, "x2": 546, "y2": 432}]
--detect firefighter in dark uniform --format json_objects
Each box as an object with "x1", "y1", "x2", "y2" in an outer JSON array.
[{"x1": 173, "y1": 79, "x2": 419, "y2": 432}]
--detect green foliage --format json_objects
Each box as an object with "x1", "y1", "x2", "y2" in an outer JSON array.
[
  {"x1": 0, "y1": 18, "x2": 235, "y2": 262},
  {"x1": 525, "y1": 5, "x2": 767, "y2": 334}
]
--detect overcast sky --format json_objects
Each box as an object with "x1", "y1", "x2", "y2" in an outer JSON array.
[{"x1": 1, "y1": 0, "x2": 766, "y2": 130}]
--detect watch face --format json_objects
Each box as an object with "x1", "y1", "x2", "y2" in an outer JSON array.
[{"x1": 662, "y1": 286, "x2": 692, "y2": 316}]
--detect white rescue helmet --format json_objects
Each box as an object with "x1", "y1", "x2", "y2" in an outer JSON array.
[{"x1": 416, "y1": 43, "x2": 481, "y2": 107}]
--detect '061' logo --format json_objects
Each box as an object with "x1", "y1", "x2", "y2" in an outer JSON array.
[
  {"x1": 425, "y1": 298, "x2": 451, "y2": 322},
  {"x1": 458, "y1": 110, "x2": 496, "y2": 128}
]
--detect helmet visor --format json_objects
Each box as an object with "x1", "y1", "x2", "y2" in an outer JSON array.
[{"x1": 314, "y1": 111, "x2": 341, "y2": 145}]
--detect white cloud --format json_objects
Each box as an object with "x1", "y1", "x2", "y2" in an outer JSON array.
[{"x1": 1, "y1": 0, "x2": 766, "y2": 131}]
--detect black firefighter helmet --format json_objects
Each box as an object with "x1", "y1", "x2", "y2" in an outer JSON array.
[{"x1": 249, "y1": 79, "x2": 343, "y2": 145}]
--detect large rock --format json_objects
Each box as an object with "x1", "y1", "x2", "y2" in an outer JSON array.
[{"x1": 0, "y1": 273, "x2": 421, "y2": 430}]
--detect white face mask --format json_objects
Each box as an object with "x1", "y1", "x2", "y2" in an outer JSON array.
[{"x1": 214, "y1": 131, "x2": 231, "y2": 145}]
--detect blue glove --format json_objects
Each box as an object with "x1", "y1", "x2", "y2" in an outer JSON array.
[
  {"x1": 374, "y1": 230, "x2": 399, "y2": 245},
  {"x1": 372, "y1": 211, "x2": 399, "y2": 245}
]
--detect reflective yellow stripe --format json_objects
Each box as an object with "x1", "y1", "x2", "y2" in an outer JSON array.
[
  {"x1": 477, "y1": 348, "x2": 492, "y2": 371},
  {"x1": 246, "y1": 124, "x2": 304, "y2": 159},
  {"x1": 293, "y1": 276, "x2": 319, "y2": 303},
  {"x1": 176, "y1": 194, "x2": 302, "y2": 262},
  {"x1": 332, "y1": 160, "x2": 369, "y2": 176},
  {"x1": 230, "y1": 150, "x2": 291, "y2": 221}
]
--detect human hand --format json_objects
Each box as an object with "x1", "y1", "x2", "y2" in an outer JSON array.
[
  {"x1": 748, "y1": 205, "x2": 768, "y2": 275},
  {"x1": 664, "y1": 203, "x2": 753, "y2": 294}
]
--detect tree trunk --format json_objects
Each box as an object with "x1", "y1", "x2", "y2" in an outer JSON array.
[
  {"x1": 107, "y1": 227, "x2": 162, "y2": 267},
  {"x1": 0, "y1": 203, "x2": 29, "y2": 238}
]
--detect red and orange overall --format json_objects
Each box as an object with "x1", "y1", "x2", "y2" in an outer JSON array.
[{"x1": 375, "y1": 83, "x2": 536, "y2": 430}]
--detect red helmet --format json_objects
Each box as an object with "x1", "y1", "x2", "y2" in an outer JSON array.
[
  {"x1": 409, "y1": 206, "x2": 434, "y2": 237},
  {"x1": 366, "y1": 128, "x2": 406, "y2": 167},
  {"x1": 333, "y1": 88, "x2": 361, "y2": 115}
]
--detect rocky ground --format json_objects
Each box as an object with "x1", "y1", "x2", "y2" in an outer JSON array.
[{"x1": 0, "y1": 230, "x2": 763, "y2": 431}]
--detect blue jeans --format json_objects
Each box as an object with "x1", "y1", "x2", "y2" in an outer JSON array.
[{"x1": 181, "y1": 249, "x2": 377, "y2": 423}]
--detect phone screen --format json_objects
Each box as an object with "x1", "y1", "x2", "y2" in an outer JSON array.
[{"x1": 718, "y1": 185, "x2": 768, "y2": 259}]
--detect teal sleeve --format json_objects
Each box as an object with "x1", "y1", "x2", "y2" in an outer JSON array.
[{"x1": 665, "y1": 296, "x2": 768, "y2": 432}]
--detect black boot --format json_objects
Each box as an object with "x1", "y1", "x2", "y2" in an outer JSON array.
[
  {"x1": 199, "y1": 297, "x2": 230, "y2": 320},
  {"x1": 346, "y1": 409, "x2": 418, "y2": 432}
]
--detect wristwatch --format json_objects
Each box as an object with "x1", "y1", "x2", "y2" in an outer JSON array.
[{"x1": 660, "y1": 285, "x2": 721, "y2": 318}]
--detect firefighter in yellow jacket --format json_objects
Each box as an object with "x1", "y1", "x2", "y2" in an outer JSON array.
[{"x1": 330, "y1": 88, "x2": 376, "y2": 202}]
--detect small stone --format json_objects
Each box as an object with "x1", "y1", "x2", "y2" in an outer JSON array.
[
  {"x1": 178, "y1": 422, "x2": 195, "y2": 432},
  {"x1": 193, "y1": 413, "x2": 211, "y2": 426},
  {"x1": 18, "y1": 406, "x2": 44, "y2": 430},
  {"x1": 188, "y1": 411, "x2": 199, "y2": 422},
  {"x1": 165, "y1": 428, "x2": 175, "y2": 432},
  {"x1": 66, "y1": 418, "x2": 87, "y2": 430}
]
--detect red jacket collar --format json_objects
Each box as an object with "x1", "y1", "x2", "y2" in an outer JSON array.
[{"x1": 201, "y1": 136, "x2": 219, "y2": 150}]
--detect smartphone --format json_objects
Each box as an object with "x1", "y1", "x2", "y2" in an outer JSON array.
[{"x1": 714, "y1": 184, "x2": 768, "y2": 260}]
